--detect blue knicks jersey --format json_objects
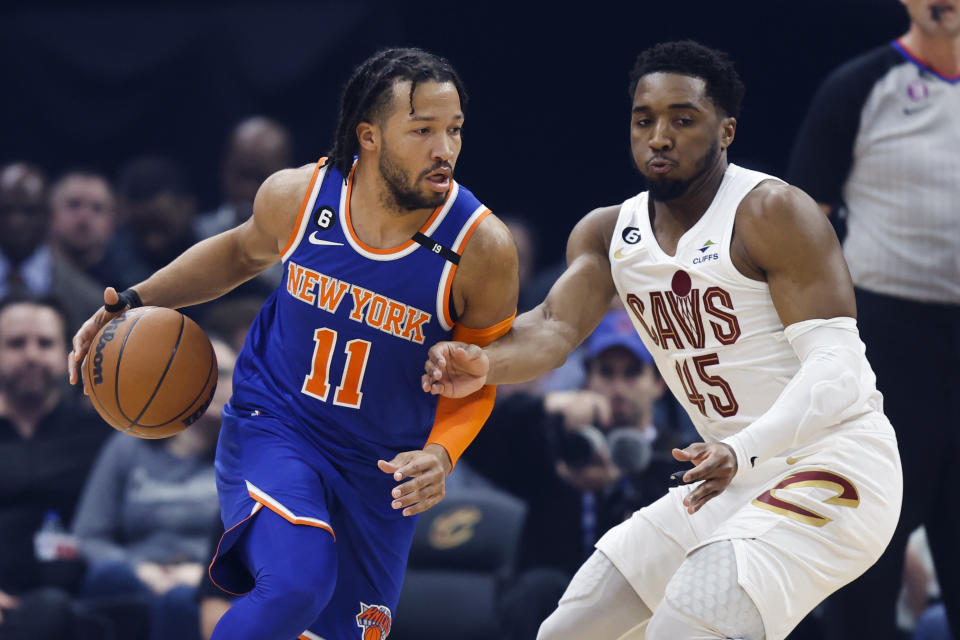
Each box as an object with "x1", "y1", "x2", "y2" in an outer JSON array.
[{"x1": 232, "y1": 160, "x2": 490, "y2": 460}]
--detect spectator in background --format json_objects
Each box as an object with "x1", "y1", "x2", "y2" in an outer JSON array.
[
  {"x1": 787, "y1": 2, "x2": 960, "y2": 638},
  {"x1": 0, "y1": 163, "x2": 105, "y2": 334},
  {"x1": 194, "y1": 116, "x2": 293, "y2": 240},
  {"x1": 115, "y1": 155, "x2": 200, "y2": 273},
  {"x1": 72, "y1": 336, "x2": 236, "y2": 640},
  {"x1": 194, "y1": 117, "x2": 293, "y2": 294},
  {"x1": 200, "y1": 296, "x2": 264, "y2": 354},
  {"x1": 0, "y1": 296, "x2": 110, "y2": 638},
  {"x1": 463, "y1": 310, "x2": 684, "y2": 638},
  {"x1": 500, "y1": 216, "x2": 539, "y2": 313},
  {"x1": 48, "y1": 169, "x2": 148, "y2": 291}
]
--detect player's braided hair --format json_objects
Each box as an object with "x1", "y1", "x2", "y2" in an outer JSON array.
[
  {"x1": 327, "y1": 48, "x2": 468, "y2": 178},
  {"x1": 628, "y1": 40, "x2": 745, "y2": 118}
]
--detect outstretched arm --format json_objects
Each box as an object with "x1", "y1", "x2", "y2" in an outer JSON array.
[
  {"x1": 68, "y1": 165, "x2": 313, "y2": 384},
  {"x1": 423, "y1": 205, "x2": 620, "y2": 396}
]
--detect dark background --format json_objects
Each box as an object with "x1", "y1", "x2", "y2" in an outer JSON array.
[{"x1": 0, "y1": 0, "x2": 906, "y2": 265}]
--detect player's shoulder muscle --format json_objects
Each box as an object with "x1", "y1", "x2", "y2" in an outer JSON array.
[
  {"x1": 252, "y1": 163, "x2": 317, "y2": 248},
  {"x1": 566, "y1": 204, "x2": 621, "y2": 265},
  {"x1": 456, "y1": 212, "x2": 519, "y2": 327},
  {"x1": 737, "y1": 181, "x2": 840, "y2": 273}
]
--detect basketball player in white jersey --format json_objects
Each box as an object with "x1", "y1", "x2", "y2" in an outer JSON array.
[{"x1": 421, "y1": 40, "x2": 903, "y2": 640}]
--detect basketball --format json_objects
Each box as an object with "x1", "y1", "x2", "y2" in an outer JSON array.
[{"x1": 82, "y1": 306, "x2": 219, "y2": 439}]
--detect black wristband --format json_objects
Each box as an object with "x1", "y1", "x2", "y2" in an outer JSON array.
[{"x1": 104, "y1": 289, "x2": 143, "y2": 313}]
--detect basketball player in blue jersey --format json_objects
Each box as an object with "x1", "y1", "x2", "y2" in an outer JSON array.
[
  {"x1": 67, "y1": 48, "x2": 518, "y2": 640},
  {"x1": 423, "y1": 41, "x2": 902, "y2": 639}
]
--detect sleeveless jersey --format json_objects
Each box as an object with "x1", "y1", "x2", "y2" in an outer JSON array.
[
  {"x1": 609, "y1": 164, "x2": 801, "y2": 443},
  {"x1": 232, "y1": 160, "x2": 490, "y2": 460}
]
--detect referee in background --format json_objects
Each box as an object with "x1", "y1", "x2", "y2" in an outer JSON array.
[{"x1": 787, "y1": 1, "x2": 960, "y2": 638}]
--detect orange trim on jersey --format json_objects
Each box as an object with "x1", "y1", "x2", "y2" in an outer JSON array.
[
  {"x1": 207, "y1": 503, "x2": 263, "y2": 597},
  {"x1": 248, "y1": 490, "x2": 337, "y2": 541},
  {"x1": 426, "y1": 311, "x2": 515, "y2": 467},
  {"x1": 440, "y1": 208, "x2": 492, "y2": 327},
  {"x1": 279, "y1": 158, "x2": 326, "y2": 258},
  {"x1": 343, "y1": 163, "x2": 452, "y2": 255}
]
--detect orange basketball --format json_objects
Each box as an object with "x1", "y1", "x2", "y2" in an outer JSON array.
[{"x1": 82, "y1": 306, "x2": 218, "y2": 439}]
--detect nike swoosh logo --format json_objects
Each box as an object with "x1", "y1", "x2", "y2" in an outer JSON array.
[
  {"x1": 308, "y1": 232, "x2": 343, "y2": 246},
  {"x1": 903, "y1": 104, "x2": 932, "y2": 116},
  {"x1": 786, "y1": 452, "x2": 817, "y2": 465},
  {"x1": 614, "y1": 246, "x2": 645, "y2": 260}
]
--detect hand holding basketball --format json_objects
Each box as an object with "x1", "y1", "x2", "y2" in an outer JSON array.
[
  {"x1": 81, "y1": 306, "x2": 218, "y2": 439},
  {"x1": 69, "y1": 287, "x2": 126, "y2": 387}
]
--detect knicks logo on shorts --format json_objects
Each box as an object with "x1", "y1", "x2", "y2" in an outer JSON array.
[{"x1": 356, "y1": 602, "x2": 392, "y2": 639}]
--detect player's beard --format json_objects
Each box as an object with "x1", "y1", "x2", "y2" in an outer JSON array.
[
  {"x1": 646, "y1": 139, "x2": 720, "y2": 202},
  {"x1": 378, "y1": 145, "x2": 448, "y2": 212}
]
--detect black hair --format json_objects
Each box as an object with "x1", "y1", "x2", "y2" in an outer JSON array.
[
  {"x1": 116, "y1": 155, "x2": 191, "y2": 201},
  {"x1": 327, "y1": 47, "x2": 468, "y2": 178},
  {"x1": 0, "y1": 293, "x2": 71, "y2": 346},
  {"x1": 628, "y1": 40, "x2": 745, "y2": 118}
]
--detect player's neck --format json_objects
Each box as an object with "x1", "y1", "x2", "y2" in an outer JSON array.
[
  {"x1": 651, "y1": 158, "x2": 727, "y2": 231},
  {"x1": 350, "y1": 162, "x2": 436, "y2": 249},
  {"x1": 900, "y1": 28, "x2": 960, "y2": 76}
]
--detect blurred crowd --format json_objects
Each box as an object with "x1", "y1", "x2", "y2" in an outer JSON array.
[{"x1": 0, "y1": 47, "x2": 955, "y2": 636}]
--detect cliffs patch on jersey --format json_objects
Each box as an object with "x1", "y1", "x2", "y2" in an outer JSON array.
[{"x1": 286, "y1": 260, "x2": 432, "y2": 344}]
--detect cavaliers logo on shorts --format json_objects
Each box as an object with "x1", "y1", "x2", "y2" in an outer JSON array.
[{"x1": 356, "y1": 603, "x2": 392, "y2": 639}]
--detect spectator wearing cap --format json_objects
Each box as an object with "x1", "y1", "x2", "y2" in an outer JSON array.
[{"x1": 460, "y1": 310, "x2": 686, "y2": 639}]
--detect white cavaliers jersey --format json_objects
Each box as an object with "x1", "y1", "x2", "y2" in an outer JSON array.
[{"x1": 610, "y1": 164, "x2": 799, "y2": 443}]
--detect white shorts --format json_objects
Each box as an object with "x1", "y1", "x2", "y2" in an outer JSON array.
[{"x1": 596, "y1": 424, "x2": 902, "y2": 640}]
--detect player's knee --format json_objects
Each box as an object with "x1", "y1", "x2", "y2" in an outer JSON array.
[
  {"x1": 251, "y1": 527, "x2": 337, "y2": 620},
  {"x1": 257, "y1": 570, "x2": 334, "y2": 621},
  {"x1": 650, "y1": 541, "x2": 765, "y2": 640}
]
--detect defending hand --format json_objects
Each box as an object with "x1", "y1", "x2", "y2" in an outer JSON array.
[
  {"x1": 672, "y1": 442, "x2": 738, "y2": 514},
  {"x1": 421, "y1": 341, "x2": 489, "y2": 398}
]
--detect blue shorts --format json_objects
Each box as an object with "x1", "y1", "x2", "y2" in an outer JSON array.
[{"x1": 210, "y1": 401, "x2": 417, "y2": 639}]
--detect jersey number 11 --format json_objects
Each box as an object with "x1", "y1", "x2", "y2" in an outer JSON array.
[{"x1": 301, "y1": 328, "x2": 371, "y2": 409}]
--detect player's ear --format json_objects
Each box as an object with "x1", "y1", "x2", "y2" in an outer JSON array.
[
  {"x1": 356, "y1": 121, "x2": 379, "y2": 152},
  {"x1": 720, "y1": 116, "x2": 736, "y2": 151}
]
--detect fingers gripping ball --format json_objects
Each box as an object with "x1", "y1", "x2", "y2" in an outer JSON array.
[{"x1": 82, "y1": 307, "x2": 218, "y2": 439}]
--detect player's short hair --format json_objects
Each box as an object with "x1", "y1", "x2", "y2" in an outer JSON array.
[
  {"x1": 628, "y1": 40, "x2": 745, "y2": 119},
  {"x1": 327, "y1": 47, "x2": 468, "y2": 178}
]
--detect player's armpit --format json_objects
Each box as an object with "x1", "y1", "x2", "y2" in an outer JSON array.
[{"x1": 426, "y1": 315, "x2": 515, "y2": 468}]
